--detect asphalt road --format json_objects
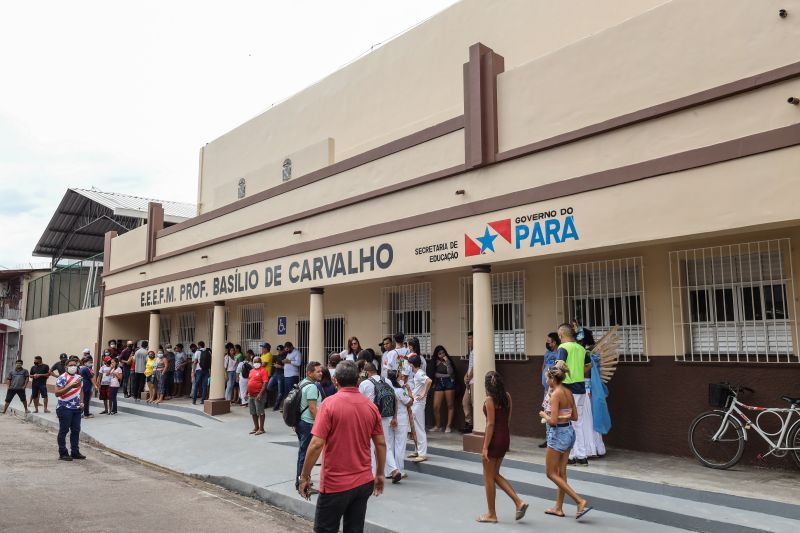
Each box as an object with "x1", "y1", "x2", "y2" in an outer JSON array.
[{"x1": 0, "y1": 412, "x2": 312, "y2": 533}]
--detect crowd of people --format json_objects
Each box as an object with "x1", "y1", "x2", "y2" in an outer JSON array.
[{"x1": 2, "y1": 322, "x2": 607, "y2": 529}]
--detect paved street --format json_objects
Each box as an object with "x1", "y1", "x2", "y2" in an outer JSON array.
[
  {"x1": 0, "y1": 412, "x2": 311, "y2": 533},
  {"x1": 2, "y1": 387, "x2": 800, "y2": 533}
]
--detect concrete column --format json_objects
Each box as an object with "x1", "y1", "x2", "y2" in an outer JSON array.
[
  {"x1": 205, "y1": 301, "x2": 230, "y2": 415},
  {"x1": 309, "y1": 288, "x2": 324, "y2": 364},
  {"x1": 464, "y1": 264, "x2": 496, "y2": 452},
  {"x1": 148, "y1": 310, "x2": 160, "y2": 353}
]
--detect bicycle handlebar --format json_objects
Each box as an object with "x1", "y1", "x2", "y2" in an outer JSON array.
[{"x1": 720, "y1": 382, "x2": 754, "y2": 394}]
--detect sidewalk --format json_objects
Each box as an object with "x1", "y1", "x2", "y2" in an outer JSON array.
[{"x1": 3, "y1": 386, "x2": 799, "y2": 533}]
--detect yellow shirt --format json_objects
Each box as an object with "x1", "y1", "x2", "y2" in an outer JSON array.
[
  {"x1": 144, "y1": 357, "x2": 155, "y2": 377},
  {"x1": 260, "y1": 352, "x2": 273, "y2": 368}
]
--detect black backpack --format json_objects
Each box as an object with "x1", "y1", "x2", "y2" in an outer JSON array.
[
  {"x1": 282, "y1": 381, "x2": 315, "y2": 427},
  {"x1": 373, "y1": 377, "x2": 396, "y2": 418},
  {"x1": 199, "y1": 349, "x2": 212, "y2": 371},
  {"x1": 240, "y1": 362, "x2": 252, "y2": 379}
]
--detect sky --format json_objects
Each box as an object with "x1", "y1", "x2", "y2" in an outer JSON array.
[{"x1": 0, "y1": 0, "x2": 459, "y2": 268}]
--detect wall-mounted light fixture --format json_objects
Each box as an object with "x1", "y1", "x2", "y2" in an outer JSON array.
[
  {"x1": 201, "y1": 255, "x2": 208, "y2": 259},
  {"x1": 139, "y1": 271, "x2": 146, "y2": 275},
  {"x1": 293, "y1": 230, "x2": 302, "y2": 235},
  {"x1": 779, "y1": 9, "x2": 788, "y2": 18},
  {"x1": 788, "y1": 97, "x2": 800, "y2": 105},
  {"x1": 455, "y1": 189, "x2": 465, "y2": 195}
]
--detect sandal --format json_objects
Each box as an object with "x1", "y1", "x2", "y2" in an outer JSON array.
[
  {"x1": 254, "y1": 430, "x2": 265, "y2": 435},
  {"x1": 576, "y1": 503, "x2": 593, "y2": 520},
  {"x1": 249, "y1": 430, "x2": 257, "y2": 435},
  {"x1": 515, "y1": 503, "x2": 529, "y2": 521},
  {"x1": 544, "y1": 509, "x2": 565, "y2": 518},
  {"x1": 476, "y1": 514, "x2": 498, "y2": 523}
]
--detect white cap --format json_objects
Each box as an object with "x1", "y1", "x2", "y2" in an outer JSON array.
[{"x1": 83, "y1": 348, "x2": 91, "y2": 354}]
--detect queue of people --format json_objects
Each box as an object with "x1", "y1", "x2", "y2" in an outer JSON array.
[{"x1": 2, "y1": 322, "x2": 605, "y2": 529}]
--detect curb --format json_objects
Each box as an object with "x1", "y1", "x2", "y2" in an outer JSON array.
[{"x1": 10, "y1": 407, "x2": 396, "y2": 533}]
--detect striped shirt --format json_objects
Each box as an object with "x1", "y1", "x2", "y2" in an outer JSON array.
[{"x1": 56, "y1": 374, "x2": 82, "y2": 409}]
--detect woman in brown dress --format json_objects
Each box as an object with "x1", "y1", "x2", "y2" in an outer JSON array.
[{"x1": 478, "y1": 371, "x2": 529, "y2": 523}]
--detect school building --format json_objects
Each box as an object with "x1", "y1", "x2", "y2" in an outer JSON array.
[{"x1": 17, "y1": 0, "x2": 800, "y2": 460}]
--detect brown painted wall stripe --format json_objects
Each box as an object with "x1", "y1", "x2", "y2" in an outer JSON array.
[
  {"x1": 157, "y1": 115, "x2": 465, "y2": 238},
  {"x1": 104, "y1": 123, "x2": 800, "y2": 297},
  {"x1": 496, "y1": 60, "x2": 800, "y2": 163},
  {"x1": 153, "y1": 163, "x2": 469, "y2": 261}
]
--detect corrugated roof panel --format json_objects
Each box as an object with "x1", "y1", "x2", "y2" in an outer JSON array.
[{"x1": 71, "y1": 188, "x2": 196, "y2": 220}]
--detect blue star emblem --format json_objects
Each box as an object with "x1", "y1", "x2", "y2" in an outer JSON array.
[{"x1": 476, "y1": 226, "x2": 498, "y2": 254}]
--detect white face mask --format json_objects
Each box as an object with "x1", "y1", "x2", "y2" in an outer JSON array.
[
  {"x1": 67, "y1": 366, "x2": 78, "y2": 375},
  {"x1": 253, "y1": 362, "x2": 261, "y2": 368}
]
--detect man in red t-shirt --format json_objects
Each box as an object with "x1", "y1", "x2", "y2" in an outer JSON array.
[
  {"x1": 247, "y1": 359, "x2": 269, "y2": 435},
  {"x1": 299, "y1": 360, "x2": 385, "y2": 533}
]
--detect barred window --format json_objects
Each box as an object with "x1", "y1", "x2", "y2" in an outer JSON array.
[
  {"x1": 297, "y1": 314, "x2": 345, "y2": 366},
  {"x1": 382, "y1": 283, "x2": 432, "y2": 356},
  {"x1": 555, "y1": 258, "x2": 646, "y2": 362},
  {"x1": 460, "y1": 271, "x2": 526, "y2": 361},
  {"x1": 159, "y1": 315, "x2": 171, "y2": 348},
  {"x1": 669, "y1": 239, "x2": 797, "y2": 363},
  {"x1": 239, "y1": 303, "x2": 264, "y2": 354},
  {"x1": 177, "y1": 312, "x2": 196, "y2": 347}
]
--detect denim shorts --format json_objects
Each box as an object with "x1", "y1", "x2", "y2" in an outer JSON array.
[
  {"x1": 434, "y1": 377, "x2": 455, "y2": 392},
  {"x1": 546, "y1": 424, "x2": 576, "y2": 453}
]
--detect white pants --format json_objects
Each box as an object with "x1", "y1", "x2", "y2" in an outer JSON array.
[
  {"x1": 570, "y1": 393, "x2": 606, "y2": 459},
  {"x1": 239, "y1": 378, "x2": 249, "y2": 404},
  {"x1": 412, "y1": 401, "x2": 427, "y2": 457},
  {"x1": 382, "y1": 418, "x2": 407, "y2": 475}
]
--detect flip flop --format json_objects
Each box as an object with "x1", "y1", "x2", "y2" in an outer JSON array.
[
  {"x1": 476, "y1": 515, "x2": 498, "y2": 523},
  {"x1": 544, "y1": 509, "x2": 565, "y2": 518},
  {"x1": 576, "y1": 505, "x2": 594, "y2": 520},
  {"x1": 249, "y1": 430, "x2": 257, "y2": 434},
  {"x1": 515, "y1": 503, "x2": 529, "y2": 520},
  {"x1": 254, "y1": 430, "x2": 265, "y2": 435},
  {"x1": 392, "y1": 471, "x2": 402, "y2": 484}
]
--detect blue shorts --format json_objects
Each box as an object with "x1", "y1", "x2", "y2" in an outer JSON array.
[
  {"x1": 434, "y1": 377, "x2": 455, "y2": 391},
  {"x1": 546, "y1": 424, "x2": 576, "y2": 453},
  {"x1": 31, "y1": 382, "x2": 48, "y2": 399}
]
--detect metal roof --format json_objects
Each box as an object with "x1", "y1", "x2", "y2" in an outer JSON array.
[{"x1": 32, "y1": 188, "x2": 196, "y2": 261}]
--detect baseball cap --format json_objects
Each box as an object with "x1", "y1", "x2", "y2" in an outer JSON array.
[
  {"x1": 104, "y1": 356, "x2": 112, "y2": 362},
  {"x1": 59, "y1": 353, "x2": 68, "y2": 359},
  {"x1": 259, "y1": 342, "x2": 271, "y2": 349},
  {"x1": 83, "y1": 348, "x2": 91, "y2": 354}
]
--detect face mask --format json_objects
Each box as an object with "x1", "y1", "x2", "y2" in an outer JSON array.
[
  {"x1": 84, "y1": 363, "x2": 91, "y2": 368},
  {"x1": 67, "y1": 366, "x2": 77, "y2": 375},
  {"x1": 253, "y1": 362, "x2": 261, "y2": 368}
]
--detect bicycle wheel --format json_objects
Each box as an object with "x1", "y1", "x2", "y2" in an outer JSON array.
[
  {"x1": 688, "y1": 410, "x2": 745, "y2": 469},
  {"x1": 788, "y1": 420, "x2": 800, "y2": 469}
]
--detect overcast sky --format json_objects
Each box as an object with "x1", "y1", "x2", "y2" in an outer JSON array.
[{"x1": 0, "y1": 0, "x2": 459, "y2": 268}]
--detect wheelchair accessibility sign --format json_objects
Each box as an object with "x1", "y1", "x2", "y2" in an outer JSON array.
[{"x1": 277, "y1": 316, "x2": 287, "y2": 336}]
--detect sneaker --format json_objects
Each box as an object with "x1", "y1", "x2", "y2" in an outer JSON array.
[
  {"x1": 59, "y1": 455, "x2": 73, "y2": 462},
  {"x1": 71, "y1": 453, "x2": 86, "y2": 460},
  {"x1": 567, "y1": 458, "x2": 577, "y2": 466},
  {"x1": 538, "y1": 441, "x2": 548, "y2": 448},
  {"x1": 111, "y1": 412, "x2": 117, "y2": 415},
  {"x1": 576, "y1": 458, "x2": 589, "y2": 467},
  {"x1": 84, "y1": 414, "x2": 94, "y2": 418},
  {"x1": 100, "y1": 410, "x2": 108, "y2": 414}
]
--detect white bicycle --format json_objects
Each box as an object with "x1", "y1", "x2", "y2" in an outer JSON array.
[{"x1": 688, "y1": 382, "x2": 800, "y2": 469}]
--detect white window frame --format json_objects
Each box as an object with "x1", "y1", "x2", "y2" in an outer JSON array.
[
  {"x1": 205, "y1": 307, "x2": 229, "y2": 346},
  {"x1": 239, "y1": 303, "x2": 264, "y2": 354},
  {"x1": 381, "y1": 282, "x2": 432, "y2": 356},
  {"x1": 459, "y1": 271, "x2": 526, "y2": 361},
  {"x1": 555, "y1": 257, "x2": 647, "y2": 362},
  {"x1": 177, "y1": 312, "x2": 196, "y2": 348},
  {"x1": 159, "y1": 315, "x2": 171, "y2": 348},
  {"x1": 669, "y1": 238, "x2": 797, "y2": 363}
]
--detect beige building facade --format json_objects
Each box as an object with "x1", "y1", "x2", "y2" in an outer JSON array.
[{"x1": 20, "y1": 0, "x2": 800, "y2": 460}]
